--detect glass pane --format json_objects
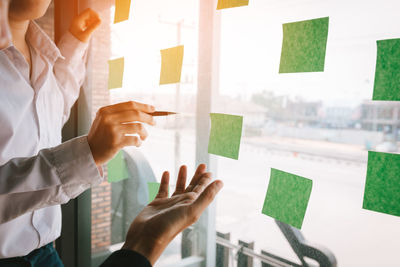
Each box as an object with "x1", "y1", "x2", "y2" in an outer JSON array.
[
  {"x1": 215, "y1": 0, "x2": 400, "y2": 266},
  {"x1": 90, "y1": 0, "x2": 199, "y2": 266}
]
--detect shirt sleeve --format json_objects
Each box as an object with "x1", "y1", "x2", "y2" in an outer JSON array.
[
  {"x1": 53, "y1": 31, "x2": 89, "y2": 125},
  {"x1": 100, "y1": 250, "x2": 152, "y2": 267},
  {"x1": 0, "y1": 136, "x2": 104, "y2": 224}
]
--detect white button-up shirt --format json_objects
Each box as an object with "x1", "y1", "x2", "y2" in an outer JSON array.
[{"x1": 0, "y1": 21, "x2": 103, "y2": 258}]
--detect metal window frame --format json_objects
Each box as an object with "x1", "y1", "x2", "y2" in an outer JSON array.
[{"x1": 192, "y1": 0, "x2": 221, "y2": 266}]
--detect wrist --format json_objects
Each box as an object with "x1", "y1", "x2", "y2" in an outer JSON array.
[{"x1": 122, "y1": 236, "x2": 167, "y2": 265}]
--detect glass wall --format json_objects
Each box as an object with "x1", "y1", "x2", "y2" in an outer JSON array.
[
  {"x1": 215, "y1": 0, "x2": 400, "y2": 266},
  {"x1": 89, "y1": 0, "x2": 400, "y2": 266}
]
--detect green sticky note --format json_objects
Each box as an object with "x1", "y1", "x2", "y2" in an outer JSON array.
[
  {"x1": 363, "y1": 151, "x2": 400, "y2": 216},
  {"x1": 114, "y1": 0, "x2": 131, "y2": 23},
  {"x1": 217, "y1": 0, "x2": 249, "y2": 10},
  {"x1": 147, "y1": 182, "x2": 170, "y2": 203},
  {"x1": 107, "y1": 151, "x2": 130, "y2": 183},
  {"x1": 208, "y1": 113, "x2": 243, "y2": 160},
  {"x1": 108, "y1": 57, "x2": 124, "y2": 89},
  {"x1": 147, "y1": 182, "x2": 160, "y2": 203},
  {"x1": 159, "y1": 46, "x2": 184, "y2": 85},
  {"x1": 279, "y1": 17, "x2": 329, "y2": 73},
  {"x1": 373, "y1": 39, "x2": 400, "y2": 101},
  {"x1": 262, "y1": 169, "x2": 313, "y2": 229}
]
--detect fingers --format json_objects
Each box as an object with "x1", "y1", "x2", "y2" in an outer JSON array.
[
  {"x1": 191, "y1": 172, "x2": 213, "y2": 195},
  {"x1": 99, "y1": 101, "x2": 155, "y2": 115},
  {"x1": 70, "y1": 8, "x2": 102, "y2": 43},
  {"x1": 185, "y1": 164, "x2": 207, "y2": 192},
  {"x1": 121, "y1": 135, "x2": 142, "y2": 147},
  {"x1": 76, "y1": 8, "x2": 101, "y2": 28},
  {"x1": 156, "y1": 172, "x2": 170, "y2": 199},
  {"x1": 119, "y1": 123, "x2": 148, "y2": 141},
  {"x1": 190, "y1": 180, "x2": 223, "y2": 215},
  {"x1": 87, "y1": 102, "x2": 156, "y2": 165},
  {"x1": 109, "y1": 110, "x2": 155, "y2": 125},
  {"x1": 172, "y1": 165, "x2": 187, "y2": 196}
]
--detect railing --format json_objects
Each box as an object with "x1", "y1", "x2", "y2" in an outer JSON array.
[{"x1": 214, "y1": 220, "x2": 337, "y2": 267}]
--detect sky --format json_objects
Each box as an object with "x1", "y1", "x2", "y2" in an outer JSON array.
[{"x1": 109, "y1": 0, "x2": 400, "y2": 107}]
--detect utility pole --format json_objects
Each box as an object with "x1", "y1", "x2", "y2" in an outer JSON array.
[{"x1": 158, "y1": 16, "x2": 195, "y2": 177}]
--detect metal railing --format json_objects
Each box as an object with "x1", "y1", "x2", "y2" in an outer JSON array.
[{"x1": 214, "y1": 220, "x2": 337, "y2": 267}]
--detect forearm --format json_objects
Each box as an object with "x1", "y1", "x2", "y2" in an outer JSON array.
[{"x1": 0, "y1": 136, "x2": 103, "y2": 223}]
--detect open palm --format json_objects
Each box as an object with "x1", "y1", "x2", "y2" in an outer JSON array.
[{"x1": 122, "y1": 164, "x2": 223, "y2": 265}]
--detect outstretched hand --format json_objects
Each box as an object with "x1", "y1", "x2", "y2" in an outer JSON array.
[
  {"x1": 69, "y1": 8, "x2": 101, "y2": 43},
  {"x1": 122, "y1": 164, "x2": 223, "y2": 265}
]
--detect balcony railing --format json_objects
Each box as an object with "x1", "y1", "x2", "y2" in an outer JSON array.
[{"x1": 213, "y1": 220, "x2": 337, "y2": 267}]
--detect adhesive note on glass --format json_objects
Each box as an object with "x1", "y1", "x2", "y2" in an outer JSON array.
[
  {"x1": 363, "y1": 151, "x2": 400, "y2": 217},
  {"x1": 262, "y1": 168, "x2": 312, "y2": 229},
  {"x1": 373, "y1": 39, "x2": 400, "y2": 101},
  {"x1": 159, "y1": 45, "x2": 184, "y2": 85},
  {"x1": 107, "y1": 151, "x2": 130, "y2": 183},
  {"x1": 217, "y1": 0, "x2": 249, "y2": 10},
  {"x1": 208, "y1": 113, "x2": 243, "y2": 160},
  {"x1": 279, "y1": 17, "x2": 329, "y2": 73},
  {"x1": 147, "y1": 182, "x2": 160, "y2": 203},
  {"x1": 108, "y1": 57, "x2": 124, "y2": 89},
  {"x1": 114, "y1": 0, "x2": 131, "y2": 23}
]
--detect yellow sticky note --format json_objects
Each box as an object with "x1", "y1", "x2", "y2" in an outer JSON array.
[
  {"x1": 160, "y1": 45, "x2": 184, "y2": 85},
  {"x1": 217, "y1": 0, "x2": 249, "y2": 10},
  {"x1": 108, "y1": 57, "x2": 124, "y2": 90},
  {"x1": 114, "y1": 0, "x2": 131, "y2": 23}
]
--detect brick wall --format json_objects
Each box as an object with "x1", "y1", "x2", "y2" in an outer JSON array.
[
  {"x1": 88, "y1": 7, "x2": 112, "y2": 254},
  {"x1": 36, "y1": 2, "x2": 113, "y2": 255}
]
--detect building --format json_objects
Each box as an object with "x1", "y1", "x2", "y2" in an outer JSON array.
[{"x1": 360, "y1": 101, "x2": 400, "y2": 140}]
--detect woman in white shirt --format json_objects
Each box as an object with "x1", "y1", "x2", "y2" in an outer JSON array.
[{"x1": 0, "y1": 0, "x2": 156, "y2": 264}]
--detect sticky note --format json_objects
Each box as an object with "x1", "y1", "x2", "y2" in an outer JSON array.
[
  {"x1": 362, "y1": 151, "x2": 400, "y2": 217},
  {"x1": 262, "y1": 169, "x2": 313, "y2": 229},
  {"x1": 208, "y1": 113, "x2": 243, "y2": 160},
  {"x1": 147, "y1": 182, "x2": 160, "y2": 202},
  {"x1": 107, "y1": 151, "x2": 130, "y2": 183},
  {"x1": 217, "y1": 0, "x2": 249, "y2": 10},
  {"x1": 160, "y1": 46, "x2": 184, "y2": 85},
  {"x1": 114, "y1": 0, "x2": 131, "y2": 23},
  {"x1": 372, "y1": 39, "x2": 400, "y2": 101},
  {"x1": 108, "y1": 57, "x2": 124, "y2": 89},
  {"x1": 279, "y1": 17, "x2": 329, "y2": 73}
]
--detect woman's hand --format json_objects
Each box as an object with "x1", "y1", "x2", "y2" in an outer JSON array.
[
  {"x1": 69, "y1": 8, "x2": 101, "y2": 43},
  {"x1": 87, "y1": 101, "x2": 156, "y2": 166},
  {"x1": 122, "y1": 164, "x2": 223, "y2": 265}
]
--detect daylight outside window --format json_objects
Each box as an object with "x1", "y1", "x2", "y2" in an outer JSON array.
[{"x1": 89, "y1": 0, "x2": 400, "y2": 266}]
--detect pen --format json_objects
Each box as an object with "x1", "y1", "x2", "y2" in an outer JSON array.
[{"x1": 148, "y1": 111, "x2": 177, "y2": 116}]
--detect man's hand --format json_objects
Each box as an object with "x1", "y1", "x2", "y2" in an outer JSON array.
[
  {"x1": 87, "y1": 101, "x2": 156, "y2": 166},
  {"x1": 69, "y1": 8, "x2": 101, "y2": 43},
  {"x1": 122, "y1": 164, "x2": 223, "y2": 265}
]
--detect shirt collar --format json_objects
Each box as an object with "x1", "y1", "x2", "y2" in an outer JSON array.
[{"x1": 26, "y1": 21, "x2": 64, "y2": 64}]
